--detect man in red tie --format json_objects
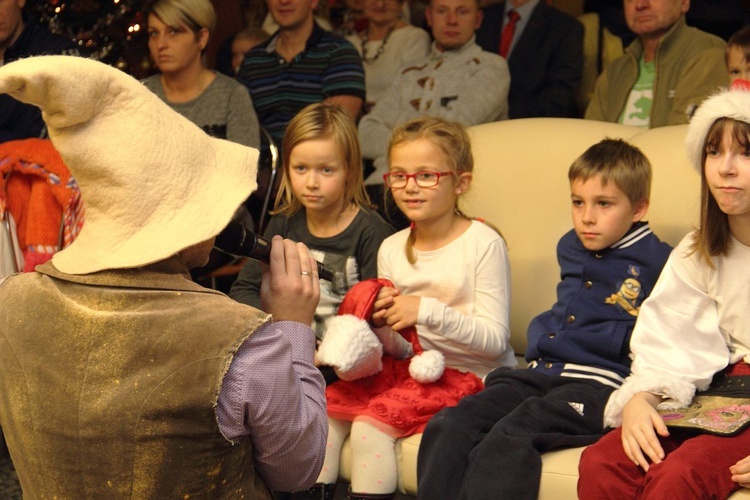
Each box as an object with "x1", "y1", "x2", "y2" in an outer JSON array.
[
  {"x1": 498, "y1": 8, "x2": 519, "y2": 58},
  {"x1": 476, "y1": 0, "x2": 584, "y2": 119}
]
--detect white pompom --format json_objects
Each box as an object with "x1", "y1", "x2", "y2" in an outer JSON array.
[
  {"x1": 409, "y1": 350, "x2": 445, "y2": 384},
  {"x1": 317, "y1": 314, "x2": 383, "y2": 381}
]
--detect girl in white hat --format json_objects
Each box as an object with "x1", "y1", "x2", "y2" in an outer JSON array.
[{"x1": 579, "y1": 80, "x2": 750, "y2": 499}]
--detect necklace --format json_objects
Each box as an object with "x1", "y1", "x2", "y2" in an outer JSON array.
[{"x1": 360, "y1": 24, "x2": 395, "y2": 64}]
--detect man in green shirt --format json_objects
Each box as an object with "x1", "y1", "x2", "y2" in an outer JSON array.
[{"x1": 586, "y1": 0, "x2": 726, "y2": 128}]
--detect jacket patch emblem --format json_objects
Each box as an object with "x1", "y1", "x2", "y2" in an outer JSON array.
[
  {"x1": 604, "y1": 265, "x2": 643, "y2": 317},
  {"x1": 569, "y1": 402, "x2": 585, "y2": 416}
]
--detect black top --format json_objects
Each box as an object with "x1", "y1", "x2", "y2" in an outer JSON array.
[{"x1": 1, "y1": 15, "x2": 82, "y2": 143}]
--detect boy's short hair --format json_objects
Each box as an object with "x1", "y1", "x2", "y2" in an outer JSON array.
[
  {"x1": 568, "y1": 138, "x2": 652, "y2": 205},
  {"x1": 728, "y1": 26, "x2": 750, "y2": 63}
]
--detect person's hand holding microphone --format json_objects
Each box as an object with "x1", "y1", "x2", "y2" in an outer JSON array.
[{"x1": 260, "y1": 235, "x2": 320, "y2": 325}]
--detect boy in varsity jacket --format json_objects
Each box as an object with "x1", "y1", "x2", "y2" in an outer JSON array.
[{"x1": 417, "y1": 138, "x2": 673, "y2": 500}]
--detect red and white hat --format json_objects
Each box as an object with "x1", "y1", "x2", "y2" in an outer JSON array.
[{"x1": 317, "y1": 278, "x2": 445, "y2": 383}]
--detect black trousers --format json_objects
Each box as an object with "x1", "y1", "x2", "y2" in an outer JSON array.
[{"x1": 417, "y1": 368, "x2": 614, "y2": 500}]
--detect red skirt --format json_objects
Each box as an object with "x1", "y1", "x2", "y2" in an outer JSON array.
[{"x1": 326, "y1": 356, "x2": 483, "y2": 437}]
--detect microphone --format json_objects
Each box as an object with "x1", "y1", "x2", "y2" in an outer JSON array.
[{"x1": 215, "y1": 221, "x2": 335, "y2": 282}]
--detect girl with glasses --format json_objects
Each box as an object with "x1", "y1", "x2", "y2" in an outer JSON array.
[{"x1": 315, "y1": 116, "x2": 516, "y2": 499}]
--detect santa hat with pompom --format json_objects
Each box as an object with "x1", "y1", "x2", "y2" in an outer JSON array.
[{"x1": 317, "y1": 278, "x2": 445, "y2": 384}]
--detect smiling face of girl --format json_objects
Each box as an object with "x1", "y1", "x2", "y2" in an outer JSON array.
[{"x1": 388, "y1": 137, "x2": 470, "y2": 226}]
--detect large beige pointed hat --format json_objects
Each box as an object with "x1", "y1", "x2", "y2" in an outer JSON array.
[{"x1": 0, "y1": 55, "x2": 258, "y2": 274}]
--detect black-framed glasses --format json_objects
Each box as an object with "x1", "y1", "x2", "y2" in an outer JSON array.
[{"x1": 382, "y1": 171, "x2": 454, "y2": 188}]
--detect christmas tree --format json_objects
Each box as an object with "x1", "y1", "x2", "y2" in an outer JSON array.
[{"x1": 29, "y1": 0, "x2": 154, "y2": 79}]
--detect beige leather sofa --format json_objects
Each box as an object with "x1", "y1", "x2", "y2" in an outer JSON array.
[{"x1": 340, "y1": 118, "x2": 750, "y2": 499}]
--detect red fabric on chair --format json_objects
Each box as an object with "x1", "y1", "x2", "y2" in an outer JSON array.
[{"x1": 0, "y1": 138, "x2": 84, "y2": 271}]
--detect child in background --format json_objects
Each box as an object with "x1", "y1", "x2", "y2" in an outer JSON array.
[
  {"x1": 727, "y1": 26, "x2": 750, "y2": 85},
  {"x1": 230, "y1": 27, "x2": 269, "y2": 75},
  {"x1": 577, "y1": 83, "x2": 750, "y2": 500},
  {"x1": 418, "y1": 138, "x2": 672, "y2": 500},
  {"x1": 230, "y1": 103, "x2": 393, "y2": 369},
  {"x1": 312, "y1": 117, "x2": 516, "y2": 500}
]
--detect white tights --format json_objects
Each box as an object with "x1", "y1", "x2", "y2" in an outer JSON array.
[{"x1": 317, "y1": 417, "x2": 399, "y2": 494}]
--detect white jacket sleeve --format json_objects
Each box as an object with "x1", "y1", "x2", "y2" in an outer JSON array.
[
  {"x1": 399, "y1": 29, "x2": 431, "y2": 70},
  {"x1": 604, "y1": 239, "x2": 731, "y2": 427},
  {"x1": 373, "y1": 325, "x2": 413, "y2": 358}
]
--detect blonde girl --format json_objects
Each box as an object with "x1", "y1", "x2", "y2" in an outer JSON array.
[
  {"x1": 230, "y1": 103, "x2": 393, "y2": 356},
  {"x1": 314, "y1": 116, "x2": 516, "y2": 499},
  {"x1": 578, "y1": 82, "x2": 750, "y2": 499}
]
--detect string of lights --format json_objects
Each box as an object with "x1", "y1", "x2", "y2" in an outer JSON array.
[{"x1": 29, "y1": 0, "x2": 152, "y2": 78}]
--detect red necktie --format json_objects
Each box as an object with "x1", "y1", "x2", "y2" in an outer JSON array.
[{"x1": 499, "y1": 10, "x2": 520, "y2": 58}]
